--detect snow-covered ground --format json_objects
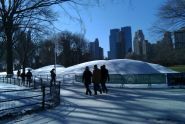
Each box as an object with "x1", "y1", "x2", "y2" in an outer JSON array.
[
  {"x1": 2, "y1": 83, "x2": 185, "y2": 124},
  {"x1": 0, "y1": 83, "x2": 42, "y2": 118},
  {"x1": 1, "y1": 59, "x2": 184, "y2": 124},
  {"x1": 0, "y1": 83, "x2": 26, "y2": 91}
]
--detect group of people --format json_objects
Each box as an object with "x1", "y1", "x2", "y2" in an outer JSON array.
[
  {"x1": 16, "y1": 65, "x2": 109, "y2": 95},
  {"x1": 17, "y1": 69, "x2": 33, "y2": 85},
  {"x1": 82, "y1": 64, "x2": 110, "y2": 95}
]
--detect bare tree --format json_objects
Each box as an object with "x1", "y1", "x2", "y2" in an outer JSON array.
[
  {"x1": 0, "y1": 0, "x2": 100, "y2": 75},
  {"x1": 153, "y1": 0, "x2": 185, "y2": 34},
  {"x1": 54, "y1": 31, "x2": 90, "y2": 67},
  {"x1": 38, "y1": 39, "x2": 55, "y2": 66},
  {"x1": 14, "y1": 30, "x2": 36, "y2": 72}
]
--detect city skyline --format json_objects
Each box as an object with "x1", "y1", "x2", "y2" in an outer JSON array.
[
  {"x1": 54, "y1": 0, "x2": 165, "y2": 57},
  {"x1": 108, "y1": 26, "x2": 132, "y2": 59}
]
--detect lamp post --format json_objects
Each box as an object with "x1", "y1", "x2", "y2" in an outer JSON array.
[{"x1": 54, "y1": 38, "x2": 57, "y2": 73}]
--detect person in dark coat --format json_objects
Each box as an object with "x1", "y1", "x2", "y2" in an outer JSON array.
[
  {"x1": 17, "y1": 69, "x2": 21, "y2": 78},
  {"x1": 21, "y1": 70, "x2": 26, "y2": 84},
  {"x1": 82, "y1": 66, "x2": 92, "y2": 95},
  {"x1": 101, "y1": 65, "x2": 110, "y2": 93},
  {"x1": 92, "y1": 65, "x2": 102, "y2": 95},
  {"x1": 50, "y1": 68, "x2": 56, "y2": 86},
  {"x1": 26, "y1": 69, "x2": 32, "y2": 87}
]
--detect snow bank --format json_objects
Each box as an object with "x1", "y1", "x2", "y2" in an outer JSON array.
[
  {"x1": 32, "y1": 65, "x2": 65, "y2": 76},
  {"x1": 63, "y1": 59, "x2": 176, "y2": 75},
  {"x1": 0, "y1": 59, "x2": 176, "y2": 76}
]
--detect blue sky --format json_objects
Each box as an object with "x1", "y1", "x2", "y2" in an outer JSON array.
[{"x1": 54, "y1": 0, "x2": 165, "y2": 57}]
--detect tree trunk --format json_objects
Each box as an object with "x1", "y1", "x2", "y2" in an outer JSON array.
[{"x1": 6, "y1": 29, "x2": 13, "y2": 75}]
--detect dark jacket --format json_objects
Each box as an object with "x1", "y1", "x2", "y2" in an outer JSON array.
[
  {"x1": 26, "y1": 71, "x2": 32, "y2": 80},
  {"x1": 92, "y1": 68, "x2": 101, "y2": 84},
  {"x1": 50, "y1": 70, "x2": 56, "y2": 79},
  {"x1": 101, "y1": 68, "x2": 110, "y2": 82},
  {"x1": 17, "y1": 70, "x2": 21, "y2": 77},
  {"x1": 82, "y1": 70, "x2": 92, "y2": 84},
  {"x1": 21, "y1": 72, "x2": 25, "y2": 80}
]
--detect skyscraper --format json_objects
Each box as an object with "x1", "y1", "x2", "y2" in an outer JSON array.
[
  {"x1": 121, "y1": 27, "x2": 132, "y2": 54},
  {"x1": 89, "y1": 38, "x2": 104, "y2": 60},
  {"x1": 109, "y1": 29, "x2": 120, "y2": 59},
  {"x1": 133, "y1": 30, "x2": 148, "y2": 56},
  {"x1": 174, "y1": 28, "x2": 185, "y2": 49},
  {"x1": 162, "y1": 31, "x2": 173, "y2": 49},
  {"x1": 133, "y1": 30, "x2": 144, "y2": 55},
  {"x1": 108, "y1": 26, "x2": 132, "y2": 59}
]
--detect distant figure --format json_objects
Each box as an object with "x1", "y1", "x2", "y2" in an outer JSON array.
[
  {"x1": 92, "y1": 65, "x2": 102, "y2": 95},
  {"x1": 21, "y1": 70, "x2": 26, "y2": 84},
  {"x1": 82, "y1": 66, "x2": 92, "y2": 95},
  {"x1": 50, "y1": 68, "x2": 56, "y2": 87},
  {"x1": 17, "y1": 69, "x2": 21, "y2": 78},
  {"x1": 26, "y1": 69, "x2": 32, "y2": 87},
  {"x1": 101, "y1": 65, "x2": 110, "y2": 93}
]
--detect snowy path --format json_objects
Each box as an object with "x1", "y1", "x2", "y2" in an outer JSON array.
[{"x1": 2, "y1": 84, "x2": 185, "y2": 124}]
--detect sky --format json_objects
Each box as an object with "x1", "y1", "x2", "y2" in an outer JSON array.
[{"x1": 54, "y1": 0, "x2": 165, "y2": 57}]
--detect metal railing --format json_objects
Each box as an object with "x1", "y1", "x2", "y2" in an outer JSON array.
[
  {"x1": 0, "y1": 75, "x2": 61, "y2": 119},
  {"x1": 0, "y1": 88, "x2": 42, "y2": 118}
]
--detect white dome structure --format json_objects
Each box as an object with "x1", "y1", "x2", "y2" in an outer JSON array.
[{"x1": 63, "y1": 59, "x2": 176, "y2": 75}]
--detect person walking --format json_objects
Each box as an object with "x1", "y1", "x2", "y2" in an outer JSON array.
[
  {"x1": 50, "y1": 68, "x2": 56, "y2": 86},
  {"x1": 92, "y1": 65, "x2": 102, "y2": 95},
  {"x1": 82, "y1": 66, "x2": 92, "y2": 95},
  {"x1": 49, "y1": 68, "x2": 56, "y2": 94},
  {"x1": 101, "y1": 65, "x2": 110, "y2": 93},
  {"x1": 26, "y1": 69, "x2": 32, "y2": 87},
  {"x1": 17, "y1": 69, "x2": 21, "y2": 78},
  {"x1": 20, "y1": 70, "x2": 26, "y2": 85}
]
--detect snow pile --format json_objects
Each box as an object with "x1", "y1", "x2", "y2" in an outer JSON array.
[
  {"x1": 63, "y1": 59, "x2": 176, "y2": 75},
  {"x1": 32, "y1": 65, "x2": 65, "y2": 76},
  {"x1": 0, "y1": 59, "x2": 176, "y2": 76},
  {"x1": 148, "y1": 63, "x2": 176, "y2": 73}
]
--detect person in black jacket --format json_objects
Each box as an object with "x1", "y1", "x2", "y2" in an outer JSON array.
[
  {"x1": 50, "y1": 68, "x2": 56, "y2": 86},
  {"x1": 21, "y1": 70, "x2": 26, "y2": 85},
  {"x1": 17, "y1": 69, "x2": 21, "y2": 78},
  {"x1": 82, "y1": 66, "x2": 92, "y2": 95},
  {"x1": 26, "y1": 69, "x2": 32, "y2": 87},
  {"x1": 100, "y1": 65, "x2": 110, "y2": 93}
]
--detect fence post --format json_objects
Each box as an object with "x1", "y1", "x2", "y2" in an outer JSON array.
[
  {"x1": 148, "y1": 74, "x2": 152, "y2": 87},
  {"x1": 40, "y1": 78, "x2": 43, "y2": 86},
  {"x1": 34, "y1": 78, "x2": 36, "y2": 89},
  {"x1": 58, "y1": 81, "x2": 61, "y2": 105},
  {"x1": 42, "y1": 85, "x2": 45, "y2": 109},
  {"x1": 121, "y1": 75, "x2": 124, "y2": 88},
  {"x1": 47, "y1": 75, "x2": 48, "y2": 82},
  {"x1": 73, "y1": 74, "x2": 75, "y2": 85},
  {"x1": 165, "y1": 73, "x2": 168, "y2": 86},
  {"x1": 19, "y1": 78, "x2": 20, "y2": 86}
]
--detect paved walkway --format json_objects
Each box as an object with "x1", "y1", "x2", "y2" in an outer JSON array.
[{"x1": 2, "y1": 85, "x2": 185, "y2": 124}]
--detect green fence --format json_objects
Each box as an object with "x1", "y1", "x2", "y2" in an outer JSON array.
[
  {"x1": 122, "y1": 74, "x2": 166, "y2": 84},
  {"x1": 75, "y1": 73, "x2": 167, "y2": 85}
]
